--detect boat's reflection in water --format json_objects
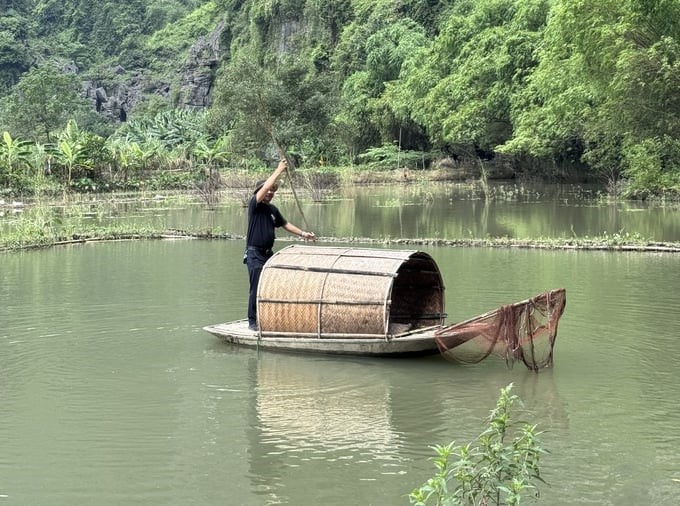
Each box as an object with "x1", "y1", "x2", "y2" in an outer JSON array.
[
  {"x1": 244, "y1": 352, "x2": 411, "y2": 503},
  {"x1": 256, "y1": 360, "x2": 397, "y2": 451},
  {"x1": 242, "y1": 347, "x2": 569, "y2": 504}
]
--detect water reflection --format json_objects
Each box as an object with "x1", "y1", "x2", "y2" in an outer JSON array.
[
  {"x1": 240, "y1": 347, "x2": 575, "y2": 505},
  {"x1": 245, "y1": 354, "x2": 409, "y2": 503},
  {"x1": 254, "y1": 360, "x2": 398, "y2": 454},
  {"x1": 3, "y1": 182, "x2": 680, "y2": 241}
]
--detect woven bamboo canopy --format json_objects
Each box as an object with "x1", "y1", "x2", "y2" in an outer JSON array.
[{"x1": 257, "y1": 245, "x2": 446, "y2": 338}]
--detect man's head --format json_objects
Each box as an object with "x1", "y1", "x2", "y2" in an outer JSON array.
[{"x1": 254, "y1": 180, "x2": 278, "y2": 202}]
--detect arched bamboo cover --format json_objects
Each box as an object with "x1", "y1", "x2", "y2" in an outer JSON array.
[{"x1": 256, "y1": 245, "x2": 445, "y2": 338}]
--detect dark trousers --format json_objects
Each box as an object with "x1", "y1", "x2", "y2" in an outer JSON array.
[{"x1": 246, "y1": 248, "x2": 272, "y2": 326}]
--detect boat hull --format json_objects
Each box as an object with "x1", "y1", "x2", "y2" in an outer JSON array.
[{"x1": 203, "y1": 320, "x2": 441, "y2": 357}]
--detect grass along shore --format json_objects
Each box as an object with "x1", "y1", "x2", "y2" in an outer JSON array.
[
  {"x1": 2, "y1": 224, "x2": 680, "y2": 253},
  {"x1": 3, "y1": 184, "x2": 679, "y2": 253}
]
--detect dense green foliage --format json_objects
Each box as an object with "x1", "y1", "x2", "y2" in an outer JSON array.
[{"x1": 1, "y1": 0, "x2": 679, "y2": 197}]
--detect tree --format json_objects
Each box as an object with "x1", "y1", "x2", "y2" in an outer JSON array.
[
  {"x1": 333, "y1": 15, "x2": 432, "y2": 155},
  {"x1": 0, "y1": 130, "x2": 32, "y2": 191},
  {"x1": 392, "y1": 0, "x2": 551, "y2": 156},
  {"x1": 396, "y1": 0, "x2": 454, "y2": 36},
  {"x1": 0, "y1": 65, "x2": 92, "y2": 142},
  {"x1": 52, "y1": 120, "x2": 98, "y2": 189},
  {"x1": 209, "y1": 54, "x2": 338, "y2": 164},
  {"x1": 192, "y1": 135, "x2": 231, "y2": 208},
  {"x1": 0, "y1": 11, "x2": 30, "y2": 92},
  {"x1": 502, "y1": 0, "x2": 680, "y2": 192}
]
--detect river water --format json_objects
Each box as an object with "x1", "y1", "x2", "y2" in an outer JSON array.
[{"x1": 2, "y1": 183, "x2": 680, "y2": 505}]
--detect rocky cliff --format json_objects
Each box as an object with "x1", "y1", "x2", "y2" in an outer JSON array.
[{"x1": 81, "y1": 21, "x2": 227, "y2": 122}]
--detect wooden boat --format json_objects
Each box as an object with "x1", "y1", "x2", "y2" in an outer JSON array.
[
  {"x1": 204, "y1": 245, "x2": 445, "y2": 356},
  {"x1": 204, "y1": 245, "x2": 566, "y2": 365},
  {"x1": 203, "y1": 319, "x2": 442, "y2": 356}
]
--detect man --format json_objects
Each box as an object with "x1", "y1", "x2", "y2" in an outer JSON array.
[{"x1": 245, "y1": 159, "x2": 316, "y2": 331}]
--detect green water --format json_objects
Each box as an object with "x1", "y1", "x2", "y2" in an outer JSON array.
[
  {"x1": 2, "y1": 183, "x2": 680, "y2": 504},
  {"x1": 3, "y1": 182, "x2": 680, "y2": 242}
]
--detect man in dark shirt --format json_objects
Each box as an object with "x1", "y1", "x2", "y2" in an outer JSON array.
[{"x1": 245, "y1": 159, "x2": 316, "y2": 331}]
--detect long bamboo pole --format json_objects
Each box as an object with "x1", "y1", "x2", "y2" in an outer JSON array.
[
  {"x1": 274, "y1": 145, "x2": 310, "y2": 231},
  {"x1": 254, "y1": 90, "x2": 311, "y2": 231}
]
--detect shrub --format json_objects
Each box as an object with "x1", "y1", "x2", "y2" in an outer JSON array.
[
  {"x1": 409, "y1": 384, "x2": 547, "y2": 506},
  {"x1": 358, "y1": 143, "x2": 432, "y2": 170}
]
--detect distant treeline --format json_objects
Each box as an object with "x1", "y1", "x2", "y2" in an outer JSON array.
[{"x1": 1, "y1": 0, "x2": 679, "y2": 197}]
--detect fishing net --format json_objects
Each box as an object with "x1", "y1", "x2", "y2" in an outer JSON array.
[{"x1": 434, "y1": 289, "x2": 566, "y2": 371}]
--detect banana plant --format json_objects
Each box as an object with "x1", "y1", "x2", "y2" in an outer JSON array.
[
  {"x1": 105, "y1": 137, "x2": 156, "y2": 185},
  {"x1": 192, "y1": 136, "x2": 231, "y2": 168},
  {"x1": 191, "y1": 136, "x2": 231, "y2": 207},
  {"x1": 55, "y1": 139, "x2": 79, "y2": 189},
  {"x1": 52, "y1": 120, "x2": 94, "y2": 189},
  {"x1": 0, "y1": 131, "x2": 33, "y2": 190}
]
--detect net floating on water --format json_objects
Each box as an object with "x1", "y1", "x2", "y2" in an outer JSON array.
[{"x1": 434, "y1": 288, "x2": 566, "y2": 371}]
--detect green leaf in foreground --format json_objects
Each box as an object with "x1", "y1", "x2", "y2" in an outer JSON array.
[{"x1": 409, "y1": 384, "x2": 548, "y2": 506}]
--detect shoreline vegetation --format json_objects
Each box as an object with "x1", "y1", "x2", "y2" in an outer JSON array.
[
  {"x1": 3, "y1": 175, "x2": 680, "y2": 253},
  {"x1": 3, "y1": 228, "x2": 680, "y2": 254}
]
